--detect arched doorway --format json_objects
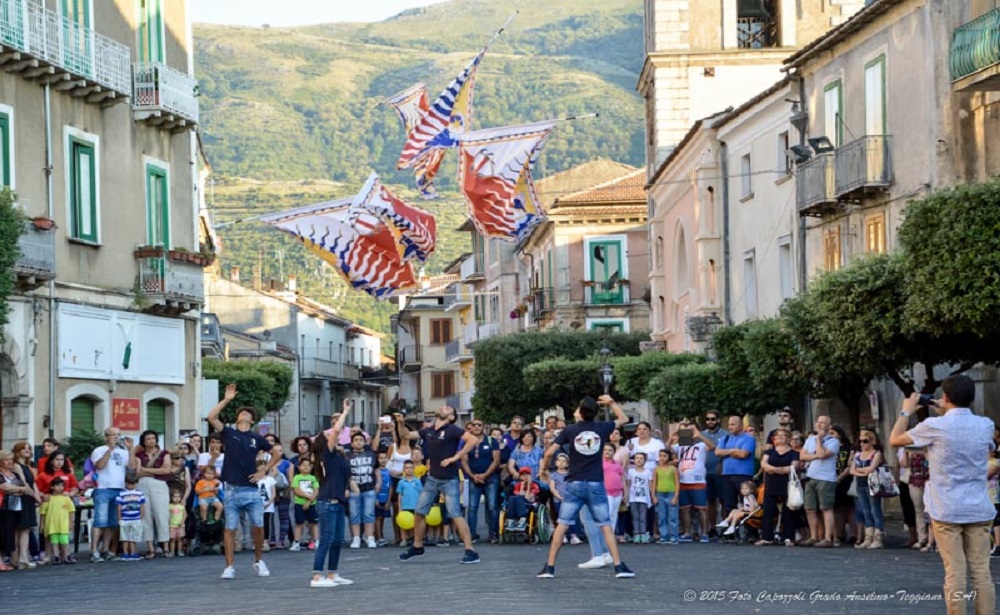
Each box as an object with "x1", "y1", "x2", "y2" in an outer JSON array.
[{"x1": 70, "y1": 396, "x2": 97, "y2": 437}]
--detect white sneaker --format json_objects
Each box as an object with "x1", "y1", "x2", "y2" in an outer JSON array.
[
  {"x1": 723, "y1": 525, "x2": 737, "y2": 536},
  {"x1": 310, "y1": 577, "x2": 336, "y2": 588},
  {"x1": 716, "y1": 521, "x2": 730, "y2": 529},
  {"x1": 366, "y1": 536, "x2": 377, "y2": 549},
  {"x1": 254, "y1": 560, "x2": 270, "y2": 577},
  {"x1": 350, "y1": 537, "x2": 361, "y2": 549},
  {"x1": 221, "y1": 566, "x2": 236, "y2": 579},
  {"x1": 578, "y1": 556, "x2": 608, "y2": 569},
  {"x1": 602, "y1": 553, "x2": 614, "y2": 565},
  {"x1": 570, "y1": 536, "x2": 583, "y2": 545},
  {"x1": 289, "y1": 541, "x2": 301, "y2": 552},
  {"x1": 331, "y1": 574, "x2": 354, "y2": 586}
]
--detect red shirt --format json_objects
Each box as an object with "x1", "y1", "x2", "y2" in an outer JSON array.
[
  {"x1": 513, "y1": 481, "x2": 540, "y2": 498},
  {"x1": 37, "y1": 454, "x2": 74, "y2": 474},
  {"x1": 36, "y1": 469, "x2": 78, "y2": 494}
]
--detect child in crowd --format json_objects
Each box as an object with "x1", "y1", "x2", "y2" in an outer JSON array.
[
  {"x1": 548, "y1": 453, "x2": 581, "y2": 545},
  {"x1": 290, "y1": 457, "x2": 319, "y2": 551},
  {"x1": 602, "y1": 443, "x2": 626, "y2": 541},
  {"x1": 627, "y1": 452, "x2": 656, "y2": 543},
  {"x1": 411, "y1": 448, "x2": 427, "y2": 478},
  {"x1": 506, "y1": 467, "x2": 539, "y2": 532},
  {"x1": 396, "y1": 460, "x2": 422, "y2": 547},
  {"x1": 167, "y1": 490, "x2": 186, "y2": 557},
  {"x1": 716, "y1": 481, "x2": 758, "y2": 536},
  {"x1": 116, "y1": 476, "x2": 147, "y2": 561},
  {"x1": 40, "y1": 477, "x2": 76, "y2": 564},
  {"x1": 375, "y1": 452, "x2": 392, "y2": 546},
  {"x1": 256, "y1": 458, "x2": 277, "y2": 553},
  {"x1": 654, "y1": 449, "x2": 680, "y2": 544},
  {"x1": 195, "y1": 465, "x2": 224, "y2": 523}
]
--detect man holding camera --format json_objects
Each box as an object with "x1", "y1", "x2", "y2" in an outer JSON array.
[
  {"x1": 89, "y1": 428, "x2": 134, "y2": 562},
  {"x1": 890, "y1": 375, "x2": 995, "y2": 615},
  {"x1": 669, "y1": 419, "x2": 715, "y2": 542}
]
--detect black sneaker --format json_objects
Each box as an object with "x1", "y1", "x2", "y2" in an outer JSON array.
[
  {"x1": 461, "y1": 549, "x2": 480, "y2": 564},
  {"x1": 537, "y1": 564, "x2": 555, "y2": 578},
  {"x1": 399, "y1": 546, "x2": 425, "y2": 561},
  {"x1": 614, "y1": 562, "x2": 635, "y2": 578},
  {"x1": 488, "y1": 534, "x2": 500, "y2": 544},
  {"x1": 991, "y1": 546, "x2": 1000, "y2": 558}
]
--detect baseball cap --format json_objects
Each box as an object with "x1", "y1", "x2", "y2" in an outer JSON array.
[{"x1": 519, "y1": 467, "x2": 532, "y2": 475}]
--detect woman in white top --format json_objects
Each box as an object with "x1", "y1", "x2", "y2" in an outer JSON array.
[
  {"x1": 627, "y1": 422, "x2": 666, "y2": 471},
  {"x1": 386, "y1": 414, "x2": 414, "y2": 546}
]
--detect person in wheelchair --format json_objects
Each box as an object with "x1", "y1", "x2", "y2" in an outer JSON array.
[
  {"x1": 716, "y1": 481, "x2": 758, "y2": 536},
  {"x1": 506, "y1": 468, "x2": 540, "y2": 532}
]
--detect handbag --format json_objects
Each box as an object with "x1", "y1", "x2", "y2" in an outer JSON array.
[
  {"x1": 868, "y1": 465, "x2": 900, "y2": 498},
  {"x1": 846, "y1": 479, "x2": 858, "y2": 498},
  {"x1": 786, "y1": 465, "x2": 804, "y2": 510}
]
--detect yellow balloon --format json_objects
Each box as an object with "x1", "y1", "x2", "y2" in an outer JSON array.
[
  {"x1": 426, "y1": 505, "x2": 443, "y2": 527},
  {"x1": 396, "y1": 510, "x2": 415, "y2": 530}
]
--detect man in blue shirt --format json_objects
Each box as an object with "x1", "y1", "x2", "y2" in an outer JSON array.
[
  {"x1": 699, "y1": 411, "x2": 725, "y2": 532},
  {"x1": 714, "y1": 416, "x2": 756, "y2": 518},
  {"x1": 460, "y1": 420, "x2": 500, "y2": 543}
]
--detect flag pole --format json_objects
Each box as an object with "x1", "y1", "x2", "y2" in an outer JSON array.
[
  {"x1": 485, "y1": 11, "x2": 519, "y2": 51},
  {"x1": 554, "y1": 113, "x2": 599, "y2": 122}
]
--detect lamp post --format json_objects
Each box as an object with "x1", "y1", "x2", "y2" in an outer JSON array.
[{"x1": 598, "y1": 343, "x2": 614, "y2": 421}]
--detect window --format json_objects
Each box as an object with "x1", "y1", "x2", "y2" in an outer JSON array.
[
  {"x1": 61, "y1": 0, "x2": 93, "y2": 75},
  {"x1": 70, "y1": 397, "x2": 95, "y2": 437},
  {"x1": 588, "y1": 320, "x2": 626, "y2": 333},
  {"x1": 69, "y1": 138, "x2": 97, "y2": 242},
  {"x1": 777, "y1": 131, "x2": 791, "y2": 176},
  {"x1": 824, "y1": 227, "x2": 842, "y2": 271},
  {"x1": 778, "y1": 236, "x2": 794, "y2": 300},
  {"x1": 431, "y1": 371, "x2": 456, "y2": 398},
  {"x1": 743, "y1": 250, "x2": 758, "y2": 319},
  {"x1": 587, "y1": 238, "x2": 625, "y2": 304},
  {"x1": 740, "y1": 154, "x2": 752, "y2": 198},
  {"x1": 430, "y1": 318, "x2": 452, "y2": 345},
  {"x1": 137, "y1": 0, "x2": 164, "y2": 63},
  {"x1": 0, "y1": 111, "x2": 10, "y2": 187},
  {"x1": 865, "y1": 55, "x2": 886, "y2": 136},
  {"x1": 145, "y1": 163, "x2": 168, "y2": 246},
  {"x1": 147, "y1": 400, "x2": 166, "y2": 447},
  {"x1": 824, "y1": 80, "x2": 843, "y2": 147},
  {"x1": 865, "y1": 213, "x2": 886, "y2": 254}
]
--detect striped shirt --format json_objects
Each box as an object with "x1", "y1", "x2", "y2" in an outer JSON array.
[{"x1": 907, "y1": 408, "x2": 995, "y2": 524}]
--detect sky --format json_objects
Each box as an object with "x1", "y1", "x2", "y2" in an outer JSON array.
[{"x1": 192, "y1": 0, "x2": 449, "y2": 27}]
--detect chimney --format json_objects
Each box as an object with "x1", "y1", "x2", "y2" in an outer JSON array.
[
  {"x1": 230, "y1": 266, "x2": 240, "y2": 284},
  {"x1": 288, "y1": 275, "x2": 297, "y2": 293},
  {"x1": 252, "y1": 265, "x2": 262, "y2": 291}
]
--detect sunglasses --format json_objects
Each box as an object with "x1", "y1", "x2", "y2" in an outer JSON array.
[
  {"x1": 859, "y1": 439, "x2": 870, "y2": 444},
  {"x1": 471, "y1": 423, "x2": 483, "y2": 427},
  {"x1": 705, "y1": 417, "x2": 718, "y2": 422}
]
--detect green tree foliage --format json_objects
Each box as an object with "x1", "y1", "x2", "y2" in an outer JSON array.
[
  {"x1": 64, "y1": 429, "x2": 104, "y2": 480},
  {"x1": 612, "y1": 352, "x2": 704, "y2": 402},
  {"x1": 645, "y1": 363, "x2": 720, "y2": 421},
  {"x1": 740, "y1": 318, "x2": 810, "y2": 410},
  {"x1": 202, "y1": 359, "x2": 294, "y2": 423},
  {"x1": 0, "y1": 188, "x2": 24, "y2": 342},
  {"x1": 523, "y1": 357, "x2": 602, "y2": 413},
  {"x1": 472, "y1": 329, "x2": 649, "y2": 424}
]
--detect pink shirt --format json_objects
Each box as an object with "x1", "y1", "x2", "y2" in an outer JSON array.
[{"x1": 603, "y1": 458, "x2": 625, "y2": 497}]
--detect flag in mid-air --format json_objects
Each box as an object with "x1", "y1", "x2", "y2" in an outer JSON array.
[
  {"x1": 350, "y1": 172, "x2": 437, "y2": 263},
  {"x1": 386, "y1": 82, "x2": 429, "y2": 135},
  {"x1": 457, "y1": 120, "x2": 556, "y2": 242}
]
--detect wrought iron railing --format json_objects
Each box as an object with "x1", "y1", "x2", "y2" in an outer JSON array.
[
  {"x1": 834, "y1": 135, "x2": 893, "y2": 197},
  {"x1": 133, "y1": 62, "x2": 200, "y2": 123},
  {"x1": 136, "y1": 255, "x2": 205, "y2": 303},
  {"x1": 950, "y1": 7, "x2": 1000, "y2": 81},
  {"x1": 399, "y1": 345, "x2": 422, "y2": 366},
  {"x1": 14, "y1": 221, "x2": 55, "y2": 278},
  {"x1": 737, "y1": 17, "x2": 778, "y2": 49},
  {"x1": 795, "y1": 152, "x2": 836, "y2": 213}
]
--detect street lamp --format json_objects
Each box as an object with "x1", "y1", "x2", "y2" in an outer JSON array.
[{"x1": 598, "y1": 343, "x2": 614, "y2": 421}]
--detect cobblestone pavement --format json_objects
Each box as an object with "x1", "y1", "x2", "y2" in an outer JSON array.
[{"x1": 7, "y1": 537, "x2": 998, "y2": 614}]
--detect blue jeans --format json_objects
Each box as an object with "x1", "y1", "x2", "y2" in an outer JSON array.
[
  {"x1": 557, "y1": 481, "x2": 611, "y2": 527},
  {"x1": 313, "y1": 500, "x2": 346, "y2": 574},
  {"x1": 467, "y1": 476, "x2": 499, "y2": 537},
  {"x1": 414, "y1": 476, "x2": 462, "y2": 518},
  {"x1": 224, "y1": 487, "x2": 264, "y2": 531},
  {"x1": 578, "y1": 503, "x2": 609, "y2": 558},
  {"x1": 348, "y1": 490, "x2": 376, "y2": 526},
  {"x1": 92, "y1": 488, "x2": 122, "y2": 528},
  {"x1": 656, "y1": 493, "x2": 680, "y2": 540},
  {"x1": 855, "y1": 480, "x2": 884, "y2": 530}
]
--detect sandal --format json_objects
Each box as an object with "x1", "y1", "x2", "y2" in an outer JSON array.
[
  {"x1": 753, "y1": 539, "x2": 771, "y2": 546},
  {"x1": 164, "y1": 552, "x2": 175, "y2": 558},
  {"x1": 784, "y1": 539, "x2": 795, "y2": 547},
  {"x1": 144, "y1": 552, "x2": 156, "y2": 560}
]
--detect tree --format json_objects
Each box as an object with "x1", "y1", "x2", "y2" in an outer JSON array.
[
  {"x1": 522, "y1": 358, "x2": 602, "y2": 414},
  {"x1": 741, "y1": 318, "x2": 811, "y2": 411},
  {"x1": 712, "y1": 322, "x2": 776, "y2": 416},
  {"x1": 645, "y1": 363, "x2": 720, "y2": 421},
  {"x1": 202, "y1": 359, "x2": 294, "y2": 423},
  {"x1": 0, "y1": 188, "x2": 24, "y2": 342},
  {"x1": 612, "y1": 352, "x2": 704, "y2": 402}
]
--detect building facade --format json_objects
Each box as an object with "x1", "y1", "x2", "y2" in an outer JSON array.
[{"x1": 2, "y1": 0, "x2": 202, "y2": 448}]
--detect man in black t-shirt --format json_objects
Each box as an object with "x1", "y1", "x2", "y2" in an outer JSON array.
[
  {"x1": 537, "y1": 395, "x2": 634, "y2": 579},
  {"x1": 208, "y1": 384, "x2": 281, "y2": 580},
  {"x1": 398, "y1": 405, "x2": 481, "y2": 564}
]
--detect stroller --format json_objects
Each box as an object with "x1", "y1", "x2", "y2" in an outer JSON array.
[
  {"x1": 187, "y1": 496, "x2": 224, "y2": 556},
  {"x1": 720, "y1": 483, "x2": 765, "y2": 545}
]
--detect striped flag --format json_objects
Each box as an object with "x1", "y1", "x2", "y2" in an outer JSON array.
[
  {"x1": 386, "y1": 83, "x2": 429, "y2": 135},
  {"x1": 350, "y1": 172, "x2": 437, "y2": 263},
  {"x1": 457, "y1": 120, "x2": 556, "y2": 242}
]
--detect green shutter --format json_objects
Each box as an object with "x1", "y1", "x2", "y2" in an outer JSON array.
[
  {"x1": 146, "y1": 164, "x2": 169, "y2": 246},
  {"x1": 70, "y1": 398, "x2": 95, "y2": 436},
  {"x1": 70, "y1": 140, "x2": 97, "y2": 242},
  {"x1": 589, "y1": 240, "x2": 624, "y2": 305},
  {"x1": 0, "y1": 113, "x2": 9, "y2": 187},
  {"x1": 138, "y1": 0, "x2": 165, "y2": 63},
  {"x1": 147, "y1": 400, "x2": 166, "y2": 434}
]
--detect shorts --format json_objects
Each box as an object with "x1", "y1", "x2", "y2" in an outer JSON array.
[
  {"x1": 92, "y1": 488, "x2": 122, "y2": 528},
  {"x1": 199, "y1": 496, "x2": 220, "y2": 508},
  {"x1": 224, "y1": 486, "x2": 264, "y2": 531},
  {"x1": 414, "y1": 476, "x2": 463, "y2": 519},
  {"x1": 170, "y1": 526, "x2": 184, "y2": 540},
  {"x1": 556, "y1": 481, "x2": 611, "y2": 527},
  {"x1": 48, "y1": 533, "x2": 69, "y2": 545},
  {"x1": 804, "y1": 479, "x2": 836, "y2": 511},
  {"x1": 678, "y1": 486, "x2": 708, "y2": 509},
  {"x1": 349, "y1": 491, "x2": 376, "y2": 525},
  {"x1": 120, "y1": 520, "x2": 144, "y2": 543},
  {"x1": 294, "y1": 503, "x2": 318, "y2": 525}
]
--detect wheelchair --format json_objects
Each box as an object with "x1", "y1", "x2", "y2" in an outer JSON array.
[{"x1": 498, "y1": 494, "x2": 554, "y2": 544}]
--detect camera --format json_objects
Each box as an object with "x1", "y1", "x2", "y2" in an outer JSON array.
[{"x1": 918, "y1": 394, "x2": 935, "y2": 409}]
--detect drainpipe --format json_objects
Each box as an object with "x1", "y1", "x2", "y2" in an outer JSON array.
[
  {"x1": 719, "y1": 140, "x2": 731, "y2": 326},
  {"x1": 796, "y1": 75, "x2": 808, "y2": 293},
  {"x1": 44, "y1": 84, "x2": 55, "y2": 438}
]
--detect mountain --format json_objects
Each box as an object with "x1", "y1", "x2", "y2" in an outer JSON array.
[{"x1": 196, "y1": 0, "x2": 646, "y2": 335}]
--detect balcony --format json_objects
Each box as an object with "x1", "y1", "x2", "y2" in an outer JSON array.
[
  {"x1": 834, "y1": 135, "x2": 893, "y2": 200},
  {"x1": 14, "y1": 220, "x2": 55, "y2": 290},
  {"x1": 796, "y1": 152, "x2": 837, "y2": 216},
  {"x1": 445, "y1": 393, "x2": 460, "y2": 413},
  {"x1": 460, "y1": 390, "x2": 473, "y2": 413},
  {"x1": 462, "y1": 321, "x2": 479, "y2": 346},
  {"x1": 133, "y1": 62, "x2": 199, "y2": 131},
  {"x1": 477, "y1": 323, "x2": 499, "y2": 341},
  {"x1": 951, "y1": 7, "x2": 1000, "y2": 91},
  {"x1": 444, "y1": 284, "x2": 472, "y2": 313},
  {"x1": 200, "y1": 313, "x2": 224, "y2": 359},
  {"x1": 399, "y1": 345, "x2": 422, "y2": 373},
  {"x1": 301, "y1": 356, "x2": 361, "y2": 381},
  {"x1": 459, "y1": 253, "x2": 485, "y2": 282},
  {"x1": 737, "y1": 16, "x2": 777, "y2": 49},
  {"x1": 0, "y1": 0, "x2": 130, "y2": 105},
  {"x1": 445, "y1": 338, "x2": 474, "y2": 363},
  {"x1": 135, "y1": 253, "x2": 205, "y2": 315},
  {"x1": 530, "y1": 287, "x2": 556, "y2": 320}
]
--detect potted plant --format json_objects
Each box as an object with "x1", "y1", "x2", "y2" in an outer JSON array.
[
  {"x1": 30, "y1": 215, "x2": 56, "y2": 231},
  {"x1": 133, "y1": 244, "x2": 164, "y2": 259},
  {"x1": 581, "y1": 280, "x2": 596, "y2": 287}
]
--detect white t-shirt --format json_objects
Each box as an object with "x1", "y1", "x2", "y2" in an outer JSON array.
[
  {"x1": 628, "y1": 437, "x2": 666, "y2": 472},
  {"x1": 672, "y1": 442, "x2": 708, "y2": 485},
  {"x1": 627, "y1": 467, "x2": 653, "y2": 505},
  {"x1": 257, "y1": 475, "x2": 277, "y2": 513},
  {"x1": 803, "y1": 435, "x2": 840, "y2": 482},
  {"x1": 91, "y1": 445, "x2": 130, "y2": 490},
  {"x1": 198, "y1": 452, "x2": 225, "y2": 475}
]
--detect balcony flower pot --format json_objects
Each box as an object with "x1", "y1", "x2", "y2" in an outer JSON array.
[
  {"x1": 581, "y1": 280, "x2": 596, "y2": 287},
  {"x1": 30, "y1": 216, "x2": 56, "y2": 231},
  {"x1": 134, "y1": 245, "x2": 164, "y2": 259}
]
